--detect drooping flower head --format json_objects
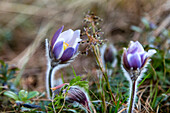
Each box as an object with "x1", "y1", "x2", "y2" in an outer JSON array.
[
  {"x1": 63, "y1": 86, "x2": 90, "y2": 111},
  {"x1": 122, "y1": 41, "x2": 156, "y2": 72},
  {"x1": 52, "y1": 85, "x2": 90, "y2": 111},
  {"x1": 50, "y1": 26, "x2": 81, "y2": 63}
]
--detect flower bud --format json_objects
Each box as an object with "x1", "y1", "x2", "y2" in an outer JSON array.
[
  {"x1": 104, "y1": 46, "x2": 114, "y2": 64},
  {"x1": 100, "y1": 44, "x2": 117, "y2": 76},
  {"x1": 63, "y1": 86, "x2": 90, "y2": 110},
  {"x1": 101, "y1": 44, "x2": 117, "y2": 68}
]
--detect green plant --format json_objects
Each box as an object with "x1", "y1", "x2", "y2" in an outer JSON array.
[
  {"x1": 4, "y1": 90, "x2": 39, "y2": 103},
  {"x1": 48, "y1": 69, "x2": 89, "y2": 113},
  {"x1": 3, "y1": 90, "x2": 40, "y2": 112},
  {"x1": 0, "y1": 60, "x2": 18, "y2": 91}
]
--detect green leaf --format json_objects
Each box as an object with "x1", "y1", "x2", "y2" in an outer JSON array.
[
  {"x1": 138, "y1": 73, "x2": 151, "y2": 87},
  {"x1": 19, "y1": 90, "x2": 28, "y2": 102},
  {"x1": 7, "y1": 70, "x2": 16, "y2": 80},
  {"x1": 0, "y1": 60, "x2": 5, "y2": 66},
  {"x1": 151, "y1": 82, "x2": 158, "y2": 109},
  {"x1": 162, "y1": 29, "x2": 169, "y2": 37},
  {"x1": 4, "y1": 64, "x2": 8, "y2": 75},
  {"x1": 27, "y1": 91, "x2": 39, "y2": 99},
  {"x1": 131, "y1": 25, "x2": 142, "y2": 33},
  {"x1": 72, "y1": 66, "x2": 77, "y2": 77},
  {"x1": 4, "y1": 91, "x2": 19, "y2": 101},
  {"x1": 73, "y1": 81, "x2": 89, "y2": 90},
  {"x1": 141, "y1": 17, "x2": 149, "y2": 28},
  {"x1": 54, "y1": 95, "x2": 64, "y2": 107},
  {"x1": 70, "y1": 76, "x2": 81, "y2": 86}
]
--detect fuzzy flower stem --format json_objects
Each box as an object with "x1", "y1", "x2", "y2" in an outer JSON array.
[
  {"x1": 47, "y1": 66, "x2": 54, "y2": 98},
  {"x1": 121, "y1": 41, "x2": 156, "y2": 113},
  {"x1": 128, "y1": 79, "x2": 136, "y2": 113}
]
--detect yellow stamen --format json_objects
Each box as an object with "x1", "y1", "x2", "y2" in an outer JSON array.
[{"x1": 63, "y1": 42, "x2": 69, "y2": 50}]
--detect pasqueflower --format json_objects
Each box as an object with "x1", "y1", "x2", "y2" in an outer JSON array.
[
  {"x1": 45, "y1": 26, "x2": 81, "y2": 99},
  {"x1": 52, "y1": 85, "x2": 90, "y2": 111},
  {"x1": 50, "y1": 26, "x2": 81, "y2": 62},
  {"x1": 63, "y1": 86, "x2": 90, "y2": 110},
  {"x1": 121, "y1": 41, "x2": 156, "y2": 113},
  {"x1": 122, "y1": 41, "x2": 156, "y2": 71}
]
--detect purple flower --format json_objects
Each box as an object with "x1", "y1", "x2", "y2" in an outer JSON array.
[
  {"x1": 122, "y1": 41, "x2": 156, "y2": 71},
  {"x1": 50, "y1": 26, "x2": 81, "y2": 62},
  {"x1": 64, "y1": 86, "x2": 90, "y2": 110},
  {"x1": 100, "y1": 44, "x2": 117, "y2": 76},
  {"x1": 104, "y1": 46, "x2": 115, "y2": 64},
  {"x1": 100, "y1": 44, "x2": 117, "y2": 67}
]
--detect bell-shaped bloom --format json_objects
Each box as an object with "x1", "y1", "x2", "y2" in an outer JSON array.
[
  {"x1": 63, "y1": 86, "x2": 90, "y2": 110},
  {"x1": 51, "y1": 85, "x2": 90, "y2": 110},
  {"x1": 122, "y1": 41, "x2": 156, "y2": 71},
  {"x1": 100, "y1": 44, "x2": 117, "y2": 68},
  {"x1": 50, "y1": 26, "x2": 81, "y2": 62},
  {"x1": 104, "y1": 47, "x2": 114, "y2": 63},
  {"x1": 100, "y1": 44, "x2": 117, "y2": 76}
]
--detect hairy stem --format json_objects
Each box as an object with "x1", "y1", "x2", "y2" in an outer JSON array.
[
  {"x1": 46, "y1": 66, "x2": 53, "y2": 99},
  {"x1": 128, "y1": 80, "x2": 136, "y2": 113}
]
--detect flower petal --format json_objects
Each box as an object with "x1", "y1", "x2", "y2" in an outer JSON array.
[
  {"x1": 123, "y1": 48, "x2": 131, "y2": 70},
  {"x1": 147, "y1": 49, "x2": 156, "y2": 57},
  {"x1": 135, "y1": 41, "x2": 144, "y2": 53},
  {"x1": 74, "y1": 43, "x2": 80, "y2": 54},
  {"x1": 52, "y1": 41, "x2": 64, "y2": 59},
  {"x1": 127, "y1": 42, "x2": 138, "y2": 54},
  {"x1": 128, "y1": 41, "x2": 144, "y2": 54},
  {"x1": 140, "y1": 52, "x2": 148, "y2": 68},
  {"x1": 68, "y1": 30, "x2": 81, "y2": 47},
  {"x1": 51, "y1": 26, "x2": 64, "y2": 48},
  {"x1": 58, "y1": 29, "x2": 74, "y2": 43},
  {"x1": 140, "y1": 52, "x2": 147, "y2": 64},
  {"x1": 127, "y1": 53, "x2": 142, "y2": 69},
  {"x1": 60, "y1": 47, "x2": 74, "y2": 61}
]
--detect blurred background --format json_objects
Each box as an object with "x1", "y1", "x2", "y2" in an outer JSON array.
[{"x1": 0, "y1": 0, "x2": 169, "y2": 96}]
